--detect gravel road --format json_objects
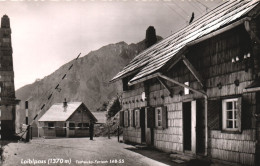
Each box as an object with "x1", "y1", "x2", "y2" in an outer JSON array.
[{"x1": 2, "y1": 137, "x2": 182, "y2": 166}]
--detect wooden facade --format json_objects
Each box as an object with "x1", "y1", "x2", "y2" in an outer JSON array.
[
  {"x1": 38, "y1": 102, "x2": 97, "y2": 138},
  {"x1": 113, "y1": 1, "x2": 260, "y2": 165}
]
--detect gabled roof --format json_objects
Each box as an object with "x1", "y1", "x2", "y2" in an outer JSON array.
[
  {"x1": 38, "y1": 102, "x2": 97, "y2": 122},
  {"x1": 92, "y1": 111, "x2": 107, "y2": 124},
  {"x1": 111, "y1": 0, "x2": 260, "y2": 85}
]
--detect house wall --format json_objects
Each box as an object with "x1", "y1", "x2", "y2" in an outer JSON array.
[
  {"x1": 122, "y1": 84, "x2": 146, "y2": 143},
  {"x1": 40, "y1": 105, "x2": 93, "y2": 137},
  {"x1": 121, "y1": 23, "x2": 259, "y2": 165}
]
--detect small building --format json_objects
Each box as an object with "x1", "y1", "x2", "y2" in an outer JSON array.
[
  {"x1": 38, "y1": 101, "x2": 97, "y2": 138},
  {"x1": 111, "y1": 1, "x2": 260, "y2": 166}
]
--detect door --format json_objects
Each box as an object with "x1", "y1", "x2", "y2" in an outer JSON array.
[
  {"x1": 183, "y1": 102, "x2": 192, "y2": 151},
  {"x1": 183, "y1": 101, "x2": 196, "y2": 153},
  {"x1": 140, "y1": 108, "x2": 146, "y2": 143},
  {"x1": 146, "y1": 107, "x2": 155, "y2": 145},
  {"x1": 67, "y1": 122, "x2": 75, "y2": 137}
]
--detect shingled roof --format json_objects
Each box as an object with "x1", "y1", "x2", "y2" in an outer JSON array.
[
  {"x1": 38, "y1": 102, "x2": 97, "y2": 122},
  {"x1": 111, "y1": 0, "x2": 260, "y2": 85}
]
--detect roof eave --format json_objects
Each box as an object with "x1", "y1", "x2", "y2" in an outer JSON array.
[{"x1": 128, "y1": 17, "x2": 252, "y2": 86}]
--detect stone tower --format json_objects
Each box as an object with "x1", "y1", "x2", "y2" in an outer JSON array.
[{"x1": 0, "y1": 15, "x2": 18, "y2": 140}]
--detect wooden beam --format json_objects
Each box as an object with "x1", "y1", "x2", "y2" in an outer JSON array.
[
  {"x1": 243, "y1": 87, "x2": 260, "y2": 93},
  {"x1": 182, "y1": 55, "x2": 205, "y2": 87},
  {"x1": 157, "y1": 77, "x2": 173, "y2": 96},
  {"x1": 128, "y1": 72, "x2": 161, "y2": 86},
  {"x1": 244, "y1": 20, "x2": 260, "y2": 45},
  {"x1": 158, "y1": 73, "x2": 207, "y2": 96}
]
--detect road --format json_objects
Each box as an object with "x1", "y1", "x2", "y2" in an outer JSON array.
[{"x1": 2, "y1": 137, "x2": 184, "y2": 166}]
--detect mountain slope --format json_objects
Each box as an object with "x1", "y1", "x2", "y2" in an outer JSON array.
[{"x1": 15, "y1": 37, "x2": 162, "y2": 125}]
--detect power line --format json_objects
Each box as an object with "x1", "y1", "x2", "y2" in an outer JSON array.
[
  {"x1": 195, "y1": 0, "x2": 210, "y2": 12},
  {"x1": 171, "y1": 0, "x2": 190, "y2": 17},
  {"x1": 189, "y1": 1, "x2": 204, "y2": 14},
  {"x1": 160, "y1": 1, "x2": 187, "y2": 20}
]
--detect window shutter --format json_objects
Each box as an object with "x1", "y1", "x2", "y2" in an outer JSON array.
[
  {"x1": 242, "y1": 96, "x2": 251, "y2": 129},
  {"x1": 136, "y1": 110, "x2": 140, "y2": 128},
  {"x1": 147, "y1": 107, "x2": 155, "y2": 128},
  {"x1": 208, "y1": 99, "x2": 221, "y2": 130},
  {"x1": 127, "y1": 110, "x2": 130, "y2": 127},
  {"x1": 162, "y1": 106, "x2": 168, "y2": 129},
  {"x1": 237, "y1": 97, "x2": 242, "y2": 132},
  {"x1": 120, "y1": 111, "x2": 124, "y2": 127},
  {"x1": 132, "y1": 110, "x2": 135, "y2": 127}
]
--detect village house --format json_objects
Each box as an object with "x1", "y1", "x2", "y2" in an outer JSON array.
[
  {"x1": 38, "y1": 101, "x2": 97, "y2": 138},
  {"x1": 110, "y1": 1, "x2": 260, "y2": 165}
]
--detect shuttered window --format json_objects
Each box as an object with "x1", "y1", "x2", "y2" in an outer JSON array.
[
  {"x1": 131, "y1": 109, "x2": 135, "y2": 127},
  {"x1": 208, "y1": 99, "x2": 221, "y2": 130},
  {"x1": 155, "y1": 106, "x2": 168, "y2": 129},
  {"x1": 119, "y1": 111, "x2": 124, "y2": 127},
  {"x1": 124, "y1": 110, "x2": 129, "y2": 127},
  {"x1": 155, "y1": 107, "x2": 162, "y2": 127},
  {"x1": 147, "y1": 107, "x2": 155, "y2": 128},
  {"x1": 135, "y1": 109, "x2": 140, "y2": 128},
  {"x1": 222, "y1": 98, "x2": 241, "y2": 132}
]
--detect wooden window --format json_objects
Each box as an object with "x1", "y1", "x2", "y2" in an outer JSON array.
[
  {"x1": 69, "y1": 123, "x2": 75, "y2": 130},
  {"x1": 147, "y1": 107, "x2": 155, "y2": 128},
  {"x1": 155, "y1": 107, "x2": 162, "y2": 127},
  {"x1": 78, "y1": 123, "x2": 89, "y2": 130},
  {"x1": 155, "y1": 106, "x2": 168, "y2": 129},
  {"x1": 222, "y1": 98, "x2": 241, "y2": 132},
  {"x1": 131, "y1": 110, "x2": 135, "y2": 127},
  {"x1": 135, "y1": 109, "x2": 140, "y2": 128},
  {"x1": 184, "y1": 82, "x2": 189, "y2": 95},
  {"x1": 119, "y1": 111, "x2": 124, "y2": 127},
  {"x1": 48, "y1": 122, "x2": 54, "y2": 129},
  {"x1": 124, "y1": 110, "x2": 129, "y2": 127}
]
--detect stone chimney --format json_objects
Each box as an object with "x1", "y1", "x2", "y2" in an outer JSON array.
[
  {"x1": 63, "y1": 98, "x2": 68, "y2": 111},
  {"x1": 1, "y1": 14, "x2": 10, "y2": 28},
  {"x1": 145, "y1": 26, "x2": 157, "y2": 48}
]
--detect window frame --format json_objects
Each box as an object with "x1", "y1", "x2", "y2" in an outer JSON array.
[
  {"x1": 222, "y1": 98, "x2": 239, "y2": 131},
  {"x1": 69, "y1": 122, "x2": 75, "y2": 130},
  {"x1": 184, "y1": 81, "x2": 190, "y2": 95},
  {"x1": 155, "y1": 107, "x2": 163, "y2": 128},
  {"x1": 48, "y1": 122, "x2": 54, "y2": 129},
  {"x1": 135, "y1": 109, "x2": 140, "y2": 128},
  {"x1": 124, "y1": 110, "x2": 129, "y2": 127}
]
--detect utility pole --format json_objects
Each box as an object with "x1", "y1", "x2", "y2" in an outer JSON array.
[{"x1": 25, "y1": 101, "x2": 30, "y2": 142}]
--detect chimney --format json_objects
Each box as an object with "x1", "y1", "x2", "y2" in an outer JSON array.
[
  {"x1": 1, "y1": 15, "x2": 10, "y2": 28},
  {"x1": 63, "y1": 98, "x2": 68, "y2": 111},
  {"x1": 145, "y1": 26, "x2": 157, "y2": 48}
]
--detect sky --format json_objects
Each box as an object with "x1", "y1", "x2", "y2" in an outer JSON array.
[{"x1": 0, "y1": 0, "x2": 220, "y2": 90}]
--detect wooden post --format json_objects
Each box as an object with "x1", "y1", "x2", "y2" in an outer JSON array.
[
  {"x1": 25, "y1": 101, "x2": 29, "y2": 142},
  {"x1": 117, "y1": 126, "x2": 120, "y2": 142},
  {"x1": 30, "y1": 126, "x2": 32, "y2": 140},
  {"x1": 108, "y1": 124, "x2": 110, "y2": 139}
]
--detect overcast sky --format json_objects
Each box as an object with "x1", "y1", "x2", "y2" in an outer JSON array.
[{"x1": 1, "y1": 0, "x2": 220, "y2": 90}]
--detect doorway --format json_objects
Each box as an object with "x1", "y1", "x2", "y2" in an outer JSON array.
[
  {"x1": 183, "y1": 102, "x2": 192, "y2": 151},
  {"x1": 183, "y1": 100, "x2": 196, "y2": 153}
]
